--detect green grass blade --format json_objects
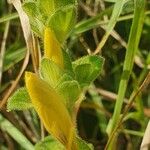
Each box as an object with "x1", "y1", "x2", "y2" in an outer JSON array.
[
  {"x1": 3, "y1": 47, "x2": 26, "y2": 72},
  {"x1": 0, "y1": 114, "x2": 34, "y2": 150},
  {"x1": 106, "y1": 0, "x2": 146, "y2": 148},
  {"x1": 73, "y1": 9, "x2": 150, "y2": 35},
  {"x1": 72, "y1": 6, "x2": 112, "y2": 35},
  {"x1": 94, "y1": 0, "x2": 127, "y2": 54},
  {"x1": 0, "y1": 13, "x2": 18, "y2": 23}
]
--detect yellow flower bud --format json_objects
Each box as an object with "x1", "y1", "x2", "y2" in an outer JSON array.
[
  {"x1": 25, "y1": 72, "x2": 77, "y2": 150},
  {"x1": 44, "y1": 28, "x2": 64, "y2": 69}
]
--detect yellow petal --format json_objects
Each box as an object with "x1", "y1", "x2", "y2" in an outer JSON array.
[
  {"x1": 44, "y1": 28, "x2": 64, "y2": 69},
  {"x1": 25, "y1": 72, "x2": 77, "y2": 149}
]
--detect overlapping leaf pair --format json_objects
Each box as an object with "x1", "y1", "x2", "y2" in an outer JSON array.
[
  {"x1": 23, "y1": 0, "x2": 77, "y2": 43},
  {"x1": 7, "y1": 0, "x2": 104, "y2": 149}
]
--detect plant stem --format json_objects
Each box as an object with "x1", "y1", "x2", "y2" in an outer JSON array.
[{"x1": 106, "y1": 0, "x2": 146, "y2": 144}]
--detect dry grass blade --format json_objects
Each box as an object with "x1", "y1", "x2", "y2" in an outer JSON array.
[
  {"x1": 141, "y1": 121, "x2": 150, "y2": 150},
  {"x1": 135, "y1": 55, "x2": 150, "y2": 69},
  {"x1": 8, "y1": 0, "x2": 32, "y2": 45},
  {"x1": 0, "y1": 0, "x2": 33, "y2": 109}
]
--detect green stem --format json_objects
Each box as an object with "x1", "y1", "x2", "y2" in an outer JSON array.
[{"x1": 107, "y1": 0, "x2": 146, "y2": 143}]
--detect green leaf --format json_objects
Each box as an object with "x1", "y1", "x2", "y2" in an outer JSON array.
[
  {"x1": 23, "y1": 1, "x2": 39, "y2": 18},
  {"x1": 23, "y1": 1, "x2": 45, "y2": 37},
  {"x1": 35, "y1": 136, "x2": 65, "y2": 150},
  {"x1": 62, "y1": 49, "x2": 74, "y2": 77},
  {"x1": 77, "y1": 137, "x2": 94, "y2": 150},
  {"x1": 74, "y1": 64, "x2": 92, "y2": 87},
  {"x1": 7, "y1": 87, "x2": 32, "y2": 111},
  {"x1": 37, "y1": 0, "x2": 76, "y2": 17},
  {"x1": 48, "y1": 5, "x2": 77, "y2": 43},
  {"x1": 73, "y1": 55, "x2": 104, "y2": 87},
  {"x1": 56, "y1": 80, "x2": 81, "y2": 111},
  {"x1": 23, "y1": 1, "x2": 77, "y2": 39},
  {"x1": 57, "y1": 73, "x2": 73, "y2": 84},
  {"x1": 35, "y1": 136, "x2": 93, "y2": 150},
  {"x1": 37, "y1": 0, "x2": 55, "y2": 17},
  {"x1": 40, "y1": 58, "x2": 64, "y2": 88}
]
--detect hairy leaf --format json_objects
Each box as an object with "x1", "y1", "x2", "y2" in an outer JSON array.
[
  {"x1": 48, "y1": 5, "x2": 77, "y2": 43},
  {"x1": 35, "y1": 136, "x2": 65, "y2": 150},
  {"x1": 7, "y1": 87, "x2": 32, "y2": 111},
  {"x1": 37, "y1": 0, "x2": 76, "y2": 16},
  {"x1": 56, "y1": 80, "x2": 81, "y2": 112},
  {"x1": 40, "y1": 58, "x2": 64, "y2": 88},
  {"x1": 23, "y1": 1, "x2": 45, "y2": 37},
  {"x1": 35, "y1": 136, "x2": 93, "y2": 150},
  {"x1": 62, "y1": 49, "x2": 74, "y2": 77},
  {"x1": 73, "y1": 55, "x2": 104, "y2": 87}
]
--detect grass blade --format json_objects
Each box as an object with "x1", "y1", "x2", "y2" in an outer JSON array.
[
  {"x1": 94, "y1": 0, "x2": 127, "y2": 54},
  {"x1": 0, "y1": 13, "x2": 18, "y2": 23},
  {"x1": 0, "y1": 114, "x2": 34, "y2": 150},
  {"x1": 106, "y1": 0, "x2": 146, "y2": 148}
]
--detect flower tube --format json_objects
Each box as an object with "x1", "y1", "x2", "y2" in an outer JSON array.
[
  {"x1": 25, "y1": 72, "x2": 77, "y2": 149},
  {"x1": 44, "y1": 27, "x2": 64, "y2": 69}
]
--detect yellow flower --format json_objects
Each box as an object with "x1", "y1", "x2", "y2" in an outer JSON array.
[
  {"x1": 44, "y1": 28, "x2": 64, "y2": 69},
  {"x1": 25, "y1": 72, "x2": 77, "y2": 150}
]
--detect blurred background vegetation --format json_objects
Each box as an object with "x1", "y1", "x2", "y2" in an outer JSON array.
[{"x1": 0, "y1": 0, "x2": 150, "y2": 149}]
